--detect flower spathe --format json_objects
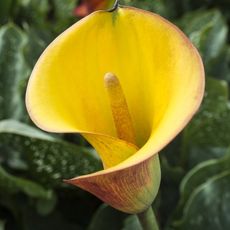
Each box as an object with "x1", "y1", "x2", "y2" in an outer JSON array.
[{"x1": 26, "y1": 6, "x2": 204, "y2": 214}]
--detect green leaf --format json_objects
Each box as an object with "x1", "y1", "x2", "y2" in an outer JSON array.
[
  {"x1": 22, "y1": 208, "x2": 83, "y2": 230},
  {"x1": 181, "y1": 0, "x2": 230, "y2": 14},
  {"x1": 124, "y1": 0, "x2": 175, "y2": 18},
  {"x1": 51, "y1": 0, "x2": 77, "y2": 33},
  {"x1": 170, "y1": 149, "x2": 230, "y2": 225},
  {"x1": 35, "y1": 196, "x2": 57, "y2": 216},
  {"x1": 52, "y1": 0, "x2": 76, "y2": 20},
  {"x1": 88, "y1": 204, "x2": 127, "y2": 230},
  {"x1": 181, "y1": 151, "x2": 230, "y2": 203},
  {"x1": 22, "y1": 26, "x2": 50, "y2": 68},
  {"x1": 0, "y1": 0, "x2": 12, "y2": 24},
  {"x1": 0, "y1": 165, "x2": 53, "y2": 200},
  {"x1": 159, "y1": 155, "x2": 184, "y2": 223},
  {"x1": 0, "y1": 23, "x2": 30, "y2": 121},
  {"x1": 177, "y1": 171, "x2": 230, "y2": 230},
  {"x1": 0, "y1": 166, "x2": 55, "y2": 219},
  {"x1": 207, "y1": 46, "x2": 230, "y2": 82},
  {"x1": 179, "y1": 9, "x2": 228, "y2": 64},
  {"x1": 13, "y1": 0, "x2": 50, "y2": 28},
  {"x1": 182, "y1": 77, "x2": 230, "y2": 167},
  {"x1": 88, "y1": 204, "x2": 142, "y2": 230},
  {"x1": 0, "y1": 220, "x2": 4, "y2": 230},
  {"x1": 122, "y1": 215, "x2": 141, "y2": 230},
  {"x1": 0, "y1": 120, "x2": 102, "y2": 187}
]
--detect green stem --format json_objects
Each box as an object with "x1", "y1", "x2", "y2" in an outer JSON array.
[
  {"x1": 137, "y1": 206, "x2": 159, "y2": 230},
  {"x1": 109, "y1": 0, "x2": 120, "y2": 12}
]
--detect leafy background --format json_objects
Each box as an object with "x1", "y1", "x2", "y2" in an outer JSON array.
[{"x1": 0, "y1": 0, "x2": 230, "y2": 229}]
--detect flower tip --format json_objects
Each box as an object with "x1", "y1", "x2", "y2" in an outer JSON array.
[
  {"x1": 63, "y1": 179, "x2": 70, "y2": 183},
  {"x1": 104, "y1": 72, "x2": 118, "y2": 87},
  {"x1": 63, "y1": 178, "x2": 81, "y2": 187}
]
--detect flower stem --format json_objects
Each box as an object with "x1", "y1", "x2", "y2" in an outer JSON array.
[
  {"x1": 109, "y1": 0, "x2": 120, "y2": 12},
  {"x1": 137, "y1": 206, "x2": 159, "y2": 230}
]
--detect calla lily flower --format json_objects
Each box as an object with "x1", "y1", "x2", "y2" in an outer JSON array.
[{"x1": 26, "y1": 5, "x2": 204, "y2": 214}]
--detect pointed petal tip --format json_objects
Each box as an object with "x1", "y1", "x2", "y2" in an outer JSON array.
[{"x1": 64, "y1": 177, "x2": 87, "y2": 190}]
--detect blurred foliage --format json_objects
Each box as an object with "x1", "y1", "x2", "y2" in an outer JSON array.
[{"x1": 0, "y1": 0, "x2": 230, "y2": 229}]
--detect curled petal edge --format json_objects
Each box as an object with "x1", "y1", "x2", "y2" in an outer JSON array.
[{"x1": 65, "y1": 153, "x2": 161, "y2": 214}]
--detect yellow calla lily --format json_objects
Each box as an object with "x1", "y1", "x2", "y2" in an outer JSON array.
[{"x1": 26, "y1": 5, "x2": 204, "y2": 214}]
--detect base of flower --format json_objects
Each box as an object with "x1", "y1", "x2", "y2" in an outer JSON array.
[{"x1": 137, "y1": 206, "x2": 159, "y2": 230}]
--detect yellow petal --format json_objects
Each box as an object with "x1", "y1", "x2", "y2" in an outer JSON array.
[
  {"x1": 26, "y1": 6, "x2": 204, "y2": 213},
  {"x1": 83, "y1": 133, "x2": 138, "y2": 169}
]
